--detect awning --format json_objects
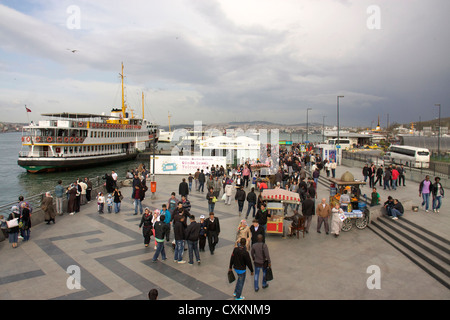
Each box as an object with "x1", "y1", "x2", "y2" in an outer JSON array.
[{"x1": 261, "y1": 188, "x2": 300, "y2": 204}]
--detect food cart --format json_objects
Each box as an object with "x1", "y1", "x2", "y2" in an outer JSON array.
[
  {"x1": 329, "y1": 171, "x2": 371, "y2": 231},
  {"x1": 261, "y1": 188, "x2": 301, "y2": 238}
]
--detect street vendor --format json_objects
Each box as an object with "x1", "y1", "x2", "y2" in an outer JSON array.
[
  {"x1": 339, "y1": 190, "x2": 351, "y2": 212},
  {"x1": 255, "y1": 203, "x2": 271, "y2": 232},
  {"x1": 285, "y1": 210, "x2": 303, "y2": 237}
]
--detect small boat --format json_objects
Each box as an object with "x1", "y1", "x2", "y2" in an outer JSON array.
[{"x1": 18, "y1": 63, "x2": 159, "y2": 173}]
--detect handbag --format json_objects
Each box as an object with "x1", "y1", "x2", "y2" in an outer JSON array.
[
  {"x1": 266, "y1": 266, "x2": 273, "y2": 281},
  {"x1": 7, "y1": 216, "x2": 19, "y2": 229},
  {"x1": 227, "y1": 270, "x2": 236, "y2": 283}
]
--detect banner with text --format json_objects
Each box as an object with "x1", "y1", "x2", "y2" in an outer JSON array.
[{"x1": 149, "y1": 156, "x2": 227, "y2": 175}]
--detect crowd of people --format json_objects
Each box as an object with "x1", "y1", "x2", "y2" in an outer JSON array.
[{"x1": 1, "y1": 149, "x2": 446, "y2": 301}]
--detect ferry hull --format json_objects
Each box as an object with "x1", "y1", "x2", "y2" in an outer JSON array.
[{"x1": 18, "y1": 152, "x2": 138, "y2": 173}]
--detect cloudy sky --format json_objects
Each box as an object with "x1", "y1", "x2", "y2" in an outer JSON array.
[{"x1": 0, "y1": 0, "x2": 449, "y2": 128}]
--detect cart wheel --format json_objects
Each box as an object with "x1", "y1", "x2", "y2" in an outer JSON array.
[
  {"x1": 341, "y1": 218, "x2": 353, "y2": 232},
  {"x1": 355, "y1": 217, "x2": 368, "y2": 229}
]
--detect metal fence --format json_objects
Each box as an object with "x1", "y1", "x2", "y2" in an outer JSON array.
[{"x1": 342, "y1": 151, "x2": 450, "y2": 178}]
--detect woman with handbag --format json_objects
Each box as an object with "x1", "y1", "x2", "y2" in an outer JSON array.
[
  {"x1": 250, "y1": 234, "x2": 271, "y2": 292},
  {"x1": 7, "y1": 206, "x2": 21, "y2": 248}
]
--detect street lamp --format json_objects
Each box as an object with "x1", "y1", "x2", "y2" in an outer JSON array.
[
  {"x1": 306, "y1": 108, "x2": 312, "y2": 143},
  {"x1": 337, "y1": 95, "x2": 344, "y2": 164},
  {"x1": 435, "y1": 103, "x2": 441, "y2": 156}
]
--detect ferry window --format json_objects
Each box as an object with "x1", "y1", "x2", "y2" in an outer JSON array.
[
  {"x1": 69, "y1": 147, "x2": 73, "y2": 154},
  {"x1": 64, "y1": 147, "x2": 68, "y2": 153}
]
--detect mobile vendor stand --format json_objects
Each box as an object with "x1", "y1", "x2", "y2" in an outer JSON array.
[
  {"x1": 261, "y1": 189, "x2": 301, "y2": 238},
  {"x1": 329, "y1": 172, "x2": 371, "y2": 232},
  {"x1": 251, "y1": 163, "x2": 272, "y2": 190}
]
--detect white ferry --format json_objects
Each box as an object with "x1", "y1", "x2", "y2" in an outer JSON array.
[{"x1": 18, "y1": 64, "x2": 159, "y2": 173}]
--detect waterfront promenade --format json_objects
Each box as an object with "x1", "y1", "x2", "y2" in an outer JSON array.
[{"x1": 0, "y1": 165, "x2": 449, "y2": 300}]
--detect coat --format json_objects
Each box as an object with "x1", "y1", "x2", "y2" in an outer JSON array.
[
  {"x1": 302, "y1": 198, "x2": 315, "y2": 216},
  {"x1": 316, "y1": 203, "x2": 331, "y2": 218},
  {"x1": 41, "y1": 196, "x2": 56, "y2": 221},
  {"x1": 236, "y1": 225, "x2": 251, "y2": 250}
]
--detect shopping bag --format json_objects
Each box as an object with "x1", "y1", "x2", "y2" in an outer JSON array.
[
  {"x1": 266, "y1": 267, "x2": 273, "y2": 281},
  {"x1": 7, "y1": 218, "x2": 19, "y2": 229},
  {"x1": 221, "y1": 193, "x2": 227, "y2": 201},
  {"x1": 212, "y1": 196, "x2": 217, "y2": 203},
  {"x1": 227, "y1": 270, "x2": 236, "y2": 283}
]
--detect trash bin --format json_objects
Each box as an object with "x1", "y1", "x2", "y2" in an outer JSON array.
[{"x1": 150, "y1": 181, "x2": 156, "y2": 193}]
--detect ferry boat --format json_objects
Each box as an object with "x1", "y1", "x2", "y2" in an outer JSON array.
[{"x1": 18, "y1": 64, "x2": 159, "y2": 173}]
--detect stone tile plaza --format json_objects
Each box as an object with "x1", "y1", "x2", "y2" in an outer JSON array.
[{"x1": 1, "y1": 164, "x2": 449, "y2": 301}]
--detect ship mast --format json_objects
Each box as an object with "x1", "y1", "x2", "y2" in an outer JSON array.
[
  {"x1": 142, "y1": 92, "x2": 145, "y2": 119},
  {"x1": 120, "y1": 62, "x2": 126, "y2": 120}
]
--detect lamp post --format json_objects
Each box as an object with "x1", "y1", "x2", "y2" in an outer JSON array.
[
  {"x1": 306, "y1": 108, "x2": 312, "y2": 143},
  {"x1": 322, "y1": 115, "x2": 326, "y2": 143},
  {"x1": 337, "y1": 95, "x2": 344, "y2": 164},
  {"x1": 435, "y1": 103, "x2": 441, "y2": 156}
]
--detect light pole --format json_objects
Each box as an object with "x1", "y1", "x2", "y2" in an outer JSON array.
[
  {"x1": 306, "y1": 108, "x2": 312, "y2": 143},
  {"x1": 435, "y1": 103, "x2": 441, "y2": 156},
  {"x1": 322, "y1": 115, "x2": 326, "y2": 143},
  {"x1": 337, "y1": 95, "x2": 344, "y2": 164}
]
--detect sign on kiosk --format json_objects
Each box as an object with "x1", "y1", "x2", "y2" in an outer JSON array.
[{"x1": 149, "y1": 156, "x2": 227, "y2": 175}]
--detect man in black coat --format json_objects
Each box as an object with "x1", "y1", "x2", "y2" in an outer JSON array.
[
  {"x1": 179, "y1": 178, "x2": 189, "y2": 198},
  {"x1": 152, "y1": 215, "x2": 170, "y2": 262},
  {"x1": 185, "y1": 215, "x2": 201, "y2": 264},
  {"x1": 255, "y1": 203, "x2": 271, "y2": 232},
  {"x1": 174, "y1": 215, "x2": 187, "y2": 263},
  {"x1": 250, "y1": 219, "x2": 265, "y2": 246},
  {"x1": 198, "y1": 170, "x2": 206, "y2": 192},
  {"x1": 302, "y1": 194, "x2": 315, "y2": 233},
  {"x1": 205, "y1": 212, "x2": 220, "y2": 255}
]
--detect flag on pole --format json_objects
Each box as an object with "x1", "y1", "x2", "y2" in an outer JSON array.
[{"x1": 25, "y1": 105, "x2": 31, "y2": 112}]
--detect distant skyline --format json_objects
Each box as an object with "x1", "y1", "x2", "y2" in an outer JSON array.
[{"x1": 0, "y1": 0, "x2": 449, "y2": 127}]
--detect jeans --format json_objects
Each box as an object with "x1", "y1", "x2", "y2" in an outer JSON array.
[
  {"x1": 392, "y1": 179, "x2": 397, "y2": 190},
  {"x1": 174, "y1": 240, "x2": 185, "y2": 261},
  {"x1": 391, "y1": 208, "x2": 403, "y2": 218},
  {"x1": 134, "y1": 199, "x2": 143, "y2": 215},
  {"x1": 208, "y1": 203, "x2": 215, "y2": 213},
  {"x1": 254, "y1": 267, "x2": 267, "y2": 290},
  {"x1": 187, "y1": 240, "x2": 200, "y2": 264},
  {"x1": 246, "y1": 202, "x2": 256, "y2": 218},
  {"x1": 383, "y1": 179, "x2": 391, "y2": 190},
  {"x1": 234, "y1": 271, "x2": 246, "y2": 299},
  {"x1": 114, "y1": 202, "x2": 121, "y2": 213},
  {"x1": 55, "y1": 197, "x2": 63, "y2": 214},
  {"x1": 432, "y1": 196, "x2": 442, "y2": 210},
  {"x1": 152, "y1": 241, "x2": 167, "y2": 261},
  {"x1": 421, "y1": 193, "x2": 430, "y2": 210},
  {"x1": 237, "y1": 201, "x2": 244, "y2": 213},
  {"x1": 199, "y1": 182, "x2": 204, "y2": 192}
]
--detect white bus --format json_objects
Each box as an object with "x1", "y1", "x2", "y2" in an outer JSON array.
[
  {"x1": 384, "y1": 145, "x2": 430, "y2": 168},
  {"x1": 327, "y1": 138, "x2": 352, "y2": 150}
]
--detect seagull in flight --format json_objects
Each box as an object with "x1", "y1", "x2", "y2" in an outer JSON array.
[{"x1": 66, "y1": 48, "x2": 78, "y2": 53}]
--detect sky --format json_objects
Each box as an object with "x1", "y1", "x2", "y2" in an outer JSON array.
[{"x1": 0, "y1": 0, "x2": 449, "y2": 128}]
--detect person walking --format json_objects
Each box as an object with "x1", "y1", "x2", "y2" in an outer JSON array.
[
  {"x1": 391, "y1": 166, "x2": 399, "y2": 190},
  {"x1": 194, "y1": 169, "x2": 200, "y2": 191},
  {"x1": 205, "y1": 212, "x2": 220, "y2": 255},
  {"x1": 54, "y1": 180, "x2": 65, "y2": 215},
  {"x1": 173, "y1": 215, "x2": 187, "y2": 263},
  {"x1": 374, "y1": 165, "x2": 383, "y2": 187},
  {"x1": 250, "y1": 219, "x2": 265, "y2": 246},
  {"x1": 113, "y1": 187, "x2": 122, "y2": 213},
  {"x1": 206, "y1": 187, "x2": 216, "y2": 213},
  {"x1": 185, "y1": 215, "x2": 201, "y2": 265},
  {"x1": 152, "y1": 214, "x2": 170, "y2": 262},
  {"x1": 225, "y1": 181, "x2": 234, "y2": 205},
  {"x1": 302, "y1": 194, "x2": 315, "y2": 233},
  {"x1": 419, "y1": 175, "x2": 432, "y2": 212},
  {"x1": 431, "y1": 177, "x2": 445, "y2": 213},
  {"x1": 198, "y1": 169, "x2": 206, "y2": 193},
  {"x1": 330, "y1": 203, "x2": 344, "y2": 238},
  {"x1": 96, "y1": 192, "x2": 105, "y2": 214},
  {"x1": 398, "y1": 165, "x2": 406, "y2": 187},
  {"x1": 198, "y1": 215, "x2": 207, "y2": 252},
  {"x1": 245, "y1": 187, "x2": 257, "y2": 219},
  {"x1": 133, "y1": 185, "x2": 143, "y2": 215},
  {"x1": 236, "y1": 219, "x2": 251, "y2": 251},
  {"x1": 139, "y1": 208, "x2": 153, "y2": 247},
  {"x1": 316, "y1": 197, "x2": 331, "y2": 234},
  {"x1": 84, "y1": 177, "x2": 92, "y2": 203},
  {"x1": 42, "y1": 192, "x2": 56, "y2": 224},
  {"x1": 235, "y1": 186, "x2": 246, "y2": 215},
  {"x1": 383, "y1": 167, "x2": 392, "y2": 191},
  {"x1": 229, "y1": 238, "x2": 254, "y2": 300},
  {"x1": 330, "y1": 159, "x2": 337, "y2": 178},
  {"x1": 251, "y1": 234, "x2": 271, "y2": 292},
  {"x1": 179, "y1": 178, "x2": 189, "y2": 199}
]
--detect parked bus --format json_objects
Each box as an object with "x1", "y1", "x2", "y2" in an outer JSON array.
[
  {"x1": 384, "y1": 145, "x2": 430, "y2": 168},
  {"x1": 327, "y1": 138, "x2": 352, "y2": 150}
]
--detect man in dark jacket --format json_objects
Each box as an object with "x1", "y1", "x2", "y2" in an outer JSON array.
[
  {"x1": 235, "y1": 186, "x2": 246, "y2": 215},
  {"x1": 174, "y1": 216, "x2": 186, "y2": 263},
  {"x1": 185, "y1": 215, "x2": 201, "y2": 265},
  {"x1": 198, "y1": 170, "x2": 206, "y2": 192},
  {"x1": 255, "y1": 203, "x2": 271, "y2": 232},
  {"x1": 152, "y1": 215, "x2": 170, "y2": 262},
  {"x1": 246, "y1": 187, "x2": 257, "y2": 219},
  {"x1": 302, "y1": 194, "x2": 315, "y2": 233},
  {"x1": 250, "y1": 219, "x2": 265, "y2": 245},
  {"x1": 390, "y1": 199, "x2": 404, "y2": 220},
  {"x1": 179, "y1": 178, "x2": 189, "y2": 199},
  {"x1": 229, "y1": 238, "x2": 254, "y2": 300},
  {"x1": 205, "y1": 212, "x2": 220, "y2": 255}
]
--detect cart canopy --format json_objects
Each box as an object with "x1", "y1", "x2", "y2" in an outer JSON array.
[{"x1": 261, "y1": 188, "x2": 300, "y2": 204}]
